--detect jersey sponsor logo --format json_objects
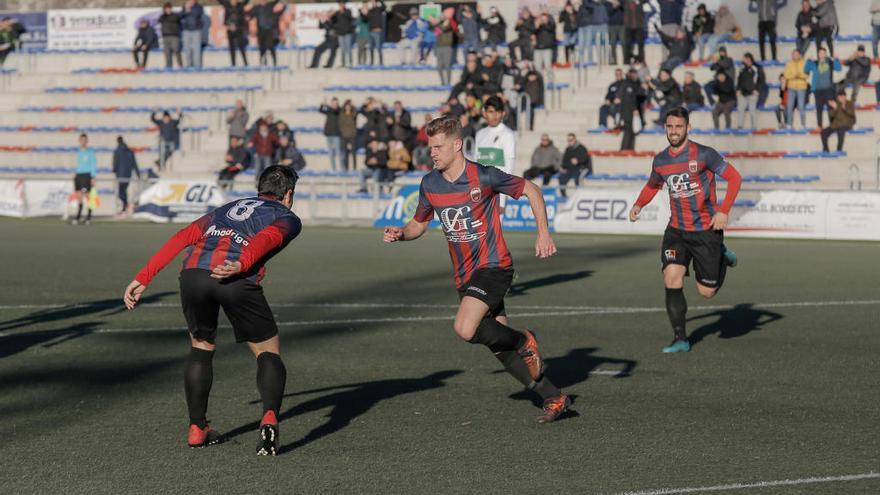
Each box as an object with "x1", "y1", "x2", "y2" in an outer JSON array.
[
  {"x1": 666, "y1": 172, "x2": 701, "y2": 199},
  {"x1": 688, "y1": 160, "x2": 699, "y2": 173},
  {"x1": 470, "y1": 187, "x2": 482, "y2": 203},
  {"x1": 664, "y1": 249, "x2": 677, "y2": 260},
  {"x1": 439, "y1": 206, "x2": 487, "y2": 243},
  {"x1": 205, "y1": 224, "x2": 250, "y2": 246}
]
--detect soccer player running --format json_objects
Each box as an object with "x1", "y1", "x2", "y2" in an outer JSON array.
[
  {"x1": 629, "y1": 107, "x2": 742, "y2": 353},
  {"x1": 383, "y1": 115, "x2": 570, "y2": 423},
  {"x1": 122, "y1": 166, "x2": 302, "y2": 455}
]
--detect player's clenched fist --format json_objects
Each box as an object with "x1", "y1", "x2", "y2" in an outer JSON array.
[
  {"x1": 383, "y1": 227, "x2": 404, "y2": 243},
  {"x1": 629, "y1": 205, "x2": 641, "y2": 222}
]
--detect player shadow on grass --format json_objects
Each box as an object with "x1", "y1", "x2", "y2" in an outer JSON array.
[
  {"x1": 687, "y1": 303, "x2": 784, "y2": 347},
  {"x1": 226, "y1": 370, "x2": 463, "y2": 454},
  {"x1": 0, "y1": 291, "x2": 176, "y2": 332},
  {"x1": 507, "y1": 270, "x2": 593, "y2": 296},
  {"x1": 496, "y1": 348, "x2": 637, "y2": 411},
  {"x1": 0, "y1": 292, "x2": 175, "y2": 360}
]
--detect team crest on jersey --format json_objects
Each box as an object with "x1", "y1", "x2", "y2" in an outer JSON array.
[
  {"x1": 664, "y1": 249, "x2": 677, "y2": 260},
  {"x1": 688, "y1": 160, "x2": 699, "y2": 173},
  {"x1": 470, "y1": 187, "x2": 481, "y2": 202}
]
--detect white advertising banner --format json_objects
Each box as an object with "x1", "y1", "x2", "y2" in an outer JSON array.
[
  {"x1": 134, "y1": 179, "x2": 226, "y2": 223},
  {"x1": 556, "y1": 188, "x2": 880, "y2": 241},
  {"x1": 47, "y1": 8, "x2": 157, "y2": 50},
  {"x1": 727, "y1": 190, "x2": 826, "y2": 239},
  {"x1": 823, "y1": 192, "x2": 880, "y2": 241},
  {"x1": 285, "y1": 2, "x2": 357, "y2": 47},
  {"x1": 0, "y1": 180, "x2": 26, "y2": 217},
  {"x1": 0, "y1": 179, "x2": 71, "y2": 218},
  {"x1": 554, "y1": 187, "x2": 671, "y2": 235}
]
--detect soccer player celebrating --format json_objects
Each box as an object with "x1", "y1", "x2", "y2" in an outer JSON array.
[
  {"x1": 122, "y1": 166, "x2": 302, "y2": 455},
  {"x1": 629, "y1": 107, "x2": 741, "y2": 353},
  {"x1": 383, "y1": 115, "x2": 570, "y2": 423}
]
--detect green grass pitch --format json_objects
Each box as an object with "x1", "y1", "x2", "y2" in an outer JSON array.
[{"x1": 1, "y1": 219, "x2": 878, "y2": 494}]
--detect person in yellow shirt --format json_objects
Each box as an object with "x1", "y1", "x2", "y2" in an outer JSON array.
[{"x1": 783, "y1": 48, "x2": 809, "y2": 128}]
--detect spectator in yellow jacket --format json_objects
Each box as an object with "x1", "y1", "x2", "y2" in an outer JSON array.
[{"x1": 783, "y1": 49, "x2": 808, "y2": 128}]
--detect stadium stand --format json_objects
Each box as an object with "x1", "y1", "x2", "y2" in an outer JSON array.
[{"x1": 0, "y1": 2, "x2": 876, "y2": 220}]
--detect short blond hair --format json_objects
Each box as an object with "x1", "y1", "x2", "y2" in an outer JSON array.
[{"x1": 426, "y1": 115, "x2": 462, "y2": 139}]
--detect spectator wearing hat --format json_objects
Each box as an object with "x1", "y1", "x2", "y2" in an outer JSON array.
[
  {"x1": 133, "y1": 20, "x2": 158, "y2": 68},
  {"x1": 821, "y1": 90, "x2": 855, "y2": 152}
]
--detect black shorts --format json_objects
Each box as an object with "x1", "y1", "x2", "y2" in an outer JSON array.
[
  {"x1": 457, "y1": 268, "x2": 514, "y2": 319},
  {"x1": 179, "y1": 269, "x2": 278, "y2": 344},
  {"x1": 74, "y1": 173, "x2": 91, "y2": 191},
  {"x1": 661, "y1": 226, "x2": 727, "y2": 289}
]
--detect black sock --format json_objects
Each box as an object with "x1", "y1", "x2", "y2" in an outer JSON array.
[
  {"x1": 76, "y1": 202, "x2": 82, "y2": 221},
  {"x1": 665, "y1": 287, "x2": 688, "y2": 340},
  {"x1": 532, "y1": 376, "x2": 562, "y2": 400},
  {"x1": 468, "y1": 318, "x2": 527, "y2": 353},
  {"x1": 184, "y1": 347, "x2": 214, "y2": 428},
  {"x1": 86, "y1": 208, "x2": 92, "y2": 221},
  {"x1": 494, "y1": 350, "x2": 534, "y2": 388},
  {"x1": 256, "y1": 352, "x2": 286, "y2": 416}
]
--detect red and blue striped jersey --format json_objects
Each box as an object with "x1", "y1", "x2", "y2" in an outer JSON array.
[
  {"x1": 643, "y1": 141, "x2": 729, "y2": 232},
  {"x1": 413, "y1": 160, "x2": 526, "y2": 289},
  {"x1": 135, "y1": 197, "x2": 301, "y2": 286}
]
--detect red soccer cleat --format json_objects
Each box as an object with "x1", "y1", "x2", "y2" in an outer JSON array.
[
  {"x1": 536, "y1": 394, "x2": 572, "y2": 424},
  {"x1": 187, "y1": 423, "x2": 223, "y2": 448},
  {"x1": 518, "y1": 329, "x2": 545, "y2": 381}
]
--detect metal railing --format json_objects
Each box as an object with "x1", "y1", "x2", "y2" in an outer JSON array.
[{"x1": 848, "y1": 163, "x2": 862, "y2": 191}]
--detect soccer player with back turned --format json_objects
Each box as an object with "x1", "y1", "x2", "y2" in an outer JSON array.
[
  {"x1": 383, "y1": 115, "x2": 570, "y2": 423},
  {"x1": 122, "y1": 166, "x2": 302, "y2": 455},
  {"x1": 629, "y1": 107, "x2": 742, "y2": 353}
]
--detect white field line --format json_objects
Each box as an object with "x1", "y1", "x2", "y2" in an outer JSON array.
[
  {"x1": 613, "y1": 472, "x2": 880, "y2": 495},
  {"x1": 1, "y1": 299, "x2": 879, "y2": 312},
  {"x1": 1, "y1": 299, "x2": 878, "y2": 339}
]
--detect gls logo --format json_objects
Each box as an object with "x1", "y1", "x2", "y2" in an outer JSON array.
[{"x1": 666, "y1": 173, "x2": 700, "y2": 198}]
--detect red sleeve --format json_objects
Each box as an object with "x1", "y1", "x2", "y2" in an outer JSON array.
[
  {"x1": 237, "y1": 216, "x2": 302, "y2": 272},
  {"x1": 717, "y1": 163, "x2": 742, "y2": 214},
  {"x1": 635, "y1": 173, "x2": 664, "y2": 208},
  {"x1": 134, "y1": 216, "x2": 209, "y2": 286}
]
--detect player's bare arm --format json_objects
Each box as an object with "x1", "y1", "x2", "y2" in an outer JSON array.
[
  {"x1": 123, "y1": 279, "x2": 146, "y2": 310},
  {"x1": 521, "y1": 180, "x2": 556, "y2": 258},
  {"x1": 383, "y1": 219, "x2": 429, "y2": 243}
]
